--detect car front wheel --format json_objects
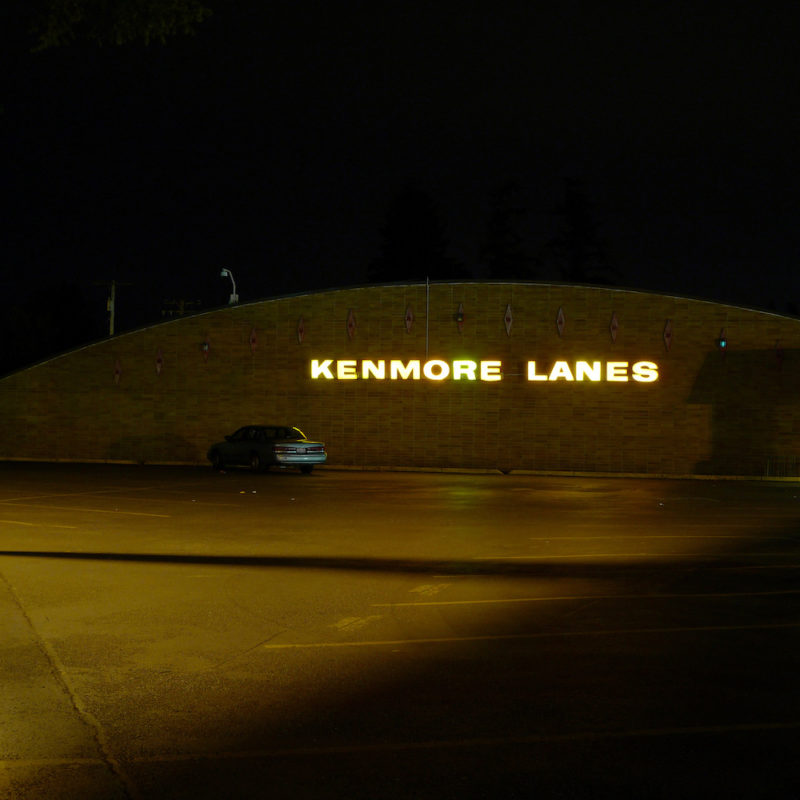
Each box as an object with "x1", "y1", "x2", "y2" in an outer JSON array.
[
  {"x1": 250, "y1": 452, "x2": 262, "y2": 472},
  {"x1": 211, "y1": 451, "x2": 223, "y2": 471}
]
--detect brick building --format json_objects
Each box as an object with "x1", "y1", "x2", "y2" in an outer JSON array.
[{"x1": 2, "y1": 283, "x2": 799, "y2": 476}]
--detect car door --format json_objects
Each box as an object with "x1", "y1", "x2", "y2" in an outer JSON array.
[
  {"x1": 226, "y1": 427, "x2": 254, "y2": 465},
  {"x1": 260, "y1": 427, "x2": 278, "y2": 464}
]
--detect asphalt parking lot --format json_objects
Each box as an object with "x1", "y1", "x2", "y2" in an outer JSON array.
[{"x1": 1, "y1": 463, "x2": 799, "y2": 799}]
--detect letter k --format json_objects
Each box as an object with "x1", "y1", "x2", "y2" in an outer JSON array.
[{"x1": 311, "y1": 359, "x2": 334, "y2": 379}]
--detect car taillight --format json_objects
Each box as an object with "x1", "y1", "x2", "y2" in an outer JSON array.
[
  {"x1": 274, "y1": 445, "x2": 296, "y2": 454},
  {"x1": 306, "y1": 446, "x2": 324, "y2": 453}
]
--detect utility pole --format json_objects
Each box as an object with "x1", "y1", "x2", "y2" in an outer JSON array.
[
  {"x1": 96, "y1": 280, "x2": 133, "y2": 336},
  {"x1": 108, "y1": 280, "x2": 116, "y2": 336}
]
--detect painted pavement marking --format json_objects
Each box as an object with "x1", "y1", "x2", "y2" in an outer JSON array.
[
  {"x1": 0, "y1": 519, "x2": 77, "y2": 529},
  {"x1": 330, "y1": 616, "x2": 383, "y2": 632},
  {"x1": 527, "y1": 533, "x2": 784, "y2": 540},
  {"x1": 474, "y1": 551, "x2": 800, "y2": 560},
  {"x1": 0, "y1": 502, "x2": 170, "y2": 518},
  {"x1": 409, "y1": 583, "x2": 451, "y2": 596},
  {"x1": 260, "y1": 621, "x2": 800, "y2": 650},
  {"x1": 373, "y1": 588, "x2": 800, "y2": 607},
  {"x1": 0, "y1": 486, "x2": 158, "y2": 502}
]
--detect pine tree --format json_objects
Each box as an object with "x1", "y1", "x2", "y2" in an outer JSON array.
[
  {"x1": 369, "y1": 186, "x2": 467, "y2": 283},
  {"x1": 479, "y1": 182, "x2": 537, "y2": 280},
  {"x1": 540, "y1": 179, "x2": 618, "y2": 285}
]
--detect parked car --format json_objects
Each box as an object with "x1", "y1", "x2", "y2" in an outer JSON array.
[{"x1": 207, "y1": 426, "x2": 327, "y2": 473}]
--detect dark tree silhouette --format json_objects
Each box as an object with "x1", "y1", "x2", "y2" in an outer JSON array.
[
  {"x1": 26, "y1": 0, "x2": 212, "y2": 50},
  {"x1": 0, "y1": 283, "x2": 101, "y2": 376},
  {"x1": 369, "y1": 186, "x2": 468, "y2": 283},
  {"x1": 540, "y1": 179, "x2": 618, "y2": 285},
  {"x1": 479, "y1": 181, "x2": 538, "y2": 280}
]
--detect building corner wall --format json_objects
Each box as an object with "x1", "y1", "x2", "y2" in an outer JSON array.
[{"x1": 1, "y1": 283, "x2": 799, "y2": 477}]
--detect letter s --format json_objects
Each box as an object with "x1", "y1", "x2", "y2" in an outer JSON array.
[{"x1": 632, "y1": 361, "x2": 659, "y2": 382}]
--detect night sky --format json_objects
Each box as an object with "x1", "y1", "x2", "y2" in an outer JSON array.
[{"x1": 3, "y1": 2, "x2": 799, "y2": 373}]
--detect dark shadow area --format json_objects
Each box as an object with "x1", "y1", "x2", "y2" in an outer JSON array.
[
  {"x1": 2, "y1": 548, "x2": 794, "y2": 578},
  {"x1": 5, "y1": 545, "x2": 796, "y2": 799},
  {"x1": 105, "y1": 434, "x2": 198, "y2": 464},
  {"x1": 689, "y1": 348, "x2": 800, "y2": 476}
]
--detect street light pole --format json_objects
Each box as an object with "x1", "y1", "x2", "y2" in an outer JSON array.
[
  {"x1": 95, "y1": 279, "x2": 132, "y2": 336},
  {"x1": 108, "y1": 280, "x2": 116, "y2": 336},
  {"x1": 220, "y1": 269, "x2": 238, "y2": 304}
]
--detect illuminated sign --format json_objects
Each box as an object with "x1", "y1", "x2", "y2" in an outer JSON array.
[{"x1": 310, "y1": 359, "x2": 659, "y2": 383}]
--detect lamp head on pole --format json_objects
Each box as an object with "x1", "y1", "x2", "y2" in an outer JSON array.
[{"x1": 220, "y1": 268, "x2": 238, "y2": 305}]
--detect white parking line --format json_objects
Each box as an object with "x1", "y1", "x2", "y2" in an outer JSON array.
[
  {"x1": 719, "y1": 564, "x2": 800, "y2": 570},
  {"x1": 0, "y1": 502, "x2": 170, "y2": 518},
  {"x1": 410, "y1": 583, "x2": 451, "y2": 596},
  {"x1": 0, "y1": 757, "x2": 107, "y2": 768},
  {"x1": 474, "y1": 552, "x2": 799, "y2": 560},
  {"x1": 0, "y1": 486, "x2": 157, "y2": 502},
  {"x1": 373, "y1": 589, "x2": 800, "y2": 607},
  {"x1": 331, "y1": 616, "x2": 383, "y2": 631},
  {"x1": 260, "y1": 621, "x2": 800, "y2": 650},
  {"x1": 527, "y1": 534, "x2": 778, "y2": 540},
  {"x1": 0, "y1": 519, "x2": 77, "y2": 529}
]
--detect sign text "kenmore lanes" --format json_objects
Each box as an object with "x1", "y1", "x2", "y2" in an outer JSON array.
[{"x1": 310, "y1": 359, "x2": 659, "y2": 382}]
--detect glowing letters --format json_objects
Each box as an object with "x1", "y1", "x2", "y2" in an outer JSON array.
[
  {"x1": 392, "y1": 360, "x2": 420, "y2": 380},
  {"x1": 527, "y1": 360, "x2": 659, "y2": 383},
  {"x1": 631, "y1": 361, "x2": 659, "y2": 382},
  {"x1": 311, "y1": 359, "x2": 659, "y2": 383}
]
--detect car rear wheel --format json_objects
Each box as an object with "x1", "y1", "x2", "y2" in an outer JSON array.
[{"x1": 250, "y1": 452, "x2": 262, "y2": 472}]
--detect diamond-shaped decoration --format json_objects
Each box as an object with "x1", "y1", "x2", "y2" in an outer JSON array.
[
  {"x1": 405, "y1": 305, "x2": 414, "y2": 333},
  {"x1": 155, "y1": 348, "x2": 163, "y2": 376},
  {"x1": 663, "y1": 319, "x2": 673, "y2": 351},
  {"x1": 556, "y1": 306, "x2": 566, "y2": 337},
  {"x1": 610, "y1": 312, "x2": 619, "y2": 343},
  {"x1": 297, "y1": 316, "x2": 305, "y2": 344},
  {"x1": 347, "y1": 309, "x2": 357, "y2": 339},
  {"x1": 504, "y1": 303, "x2": 513, "y2": 336},
  {"x1": 456, "y1": 302, "x2": 464, "y2": 334},
  {"x1": 249, "y1": 327, "x2": 257, "y2": 353},
  {"x1": 202, "y1": 339, "x2": 210, "y2": 362}
]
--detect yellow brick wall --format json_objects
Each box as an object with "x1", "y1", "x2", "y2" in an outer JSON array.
[{"x1": 2, "y1": 283, "x2": 799, "y2": 476}]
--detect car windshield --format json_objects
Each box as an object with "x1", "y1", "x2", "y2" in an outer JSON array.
[{"x1": 229, "y1": 426, "x2": 306, "y2": 440}]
